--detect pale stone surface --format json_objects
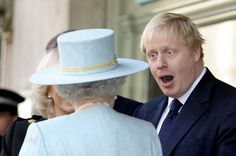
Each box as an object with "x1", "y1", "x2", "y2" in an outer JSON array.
[
  {"x1": 10, "y1": 0, "x2": 70, "y2": 91},
  {"x1": 1, "y1": 0, "x2": 107, "y2": 117}
]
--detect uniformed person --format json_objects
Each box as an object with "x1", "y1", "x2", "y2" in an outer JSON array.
[
  {"x1": 0, "y1": 115, "x2": 45, "y2": 156},
  {"x1": 0, "y1": 88, "x2": 25, "y2": 151},
  {"x1": 0, "y1": 88, "x2": 25, "y2": 136}
]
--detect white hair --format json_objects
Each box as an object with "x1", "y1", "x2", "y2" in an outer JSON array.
[
  {"x1": 56, "y1": 77, "x2": 126, "y2": 105},
  {"x1": 31, "y1": 48, "x2": 59, "y2": 117}
]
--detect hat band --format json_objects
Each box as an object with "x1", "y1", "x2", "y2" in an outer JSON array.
[
  {"x1": 61, "y1": 57, "x2": 118, "y2": 72},
  {"x1": 0, "y1": 97, "x2": 17, "y2": 106}
]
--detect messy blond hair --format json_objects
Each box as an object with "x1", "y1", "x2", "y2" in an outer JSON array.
[{"x1": 140, "y1": 12, "x2": 205, "y2": 58}]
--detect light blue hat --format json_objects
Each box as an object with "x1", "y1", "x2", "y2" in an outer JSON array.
[{"x1": 30, "y1": 29, "x2": 148, "y2": 85}]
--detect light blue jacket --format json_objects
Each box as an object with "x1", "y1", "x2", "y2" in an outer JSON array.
[{"x1": 19, "y1": 104, "x2": 162, "y2": 156}]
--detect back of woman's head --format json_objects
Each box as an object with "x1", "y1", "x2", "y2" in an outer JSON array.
[
  {"x1": 32, "y1": 29, "x2": 77, "y2": 117},
  {"x1": 31, "y1": 48, "x2": 59, "y2": 117},
  {"x1": 56, "y1": 77, "x2": 126, "y2": 106}
]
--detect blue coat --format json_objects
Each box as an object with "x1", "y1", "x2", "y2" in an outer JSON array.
[
  {"x1": 0, "y1": 96, "x2": 141, "y2": 156},
  {"x1": 135, "y1": 69, "x2": 236, "y2": 156},
  {"x1": 19, "y1": 104, "x2": 162, "y2": 156}
]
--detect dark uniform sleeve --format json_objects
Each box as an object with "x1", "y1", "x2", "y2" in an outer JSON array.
[
  {"x1": 0, "y1": 116, "x2": 45, "y2": 156},
  {"x1": 0, "y1": 118, "x2": 18, "y2": 156},
  {"x1": 0, "y1": 136, "x2": 2, "y2": 152}
]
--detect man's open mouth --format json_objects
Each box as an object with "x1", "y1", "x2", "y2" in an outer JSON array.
[{"x1": 160, "y1": 76, "x2": 173, "y2": 83}]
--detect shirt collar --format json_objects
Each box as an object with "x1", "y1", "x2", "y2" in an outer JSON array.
[{"x1": 168, "y1": 67, "x2": 207, "y2": 107}]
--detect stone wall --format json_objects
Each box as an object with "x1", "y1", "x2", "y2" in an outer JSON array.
[{"x1": 0, "y1": 0, "x2": 107, "y2": 117}]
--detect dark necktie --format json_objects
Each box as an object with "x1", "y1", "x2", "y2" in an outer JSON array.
[{"x1": 159, "y1": 99, "x2": 182, "y2": 145}]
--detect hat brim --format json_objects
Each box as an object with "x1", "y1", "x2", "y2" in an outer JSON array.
[{"x1": 29, "y1": 58, "x2": 148, "y2": 85}]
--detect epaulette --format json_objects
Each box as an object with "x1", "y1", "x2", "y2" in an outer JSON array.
[
  {"x1": 26, "y1": 115, "x2": 46, "y2": 124},
  {"x1": 27, "y1": 119, "x2": 36, "y2": 124}
]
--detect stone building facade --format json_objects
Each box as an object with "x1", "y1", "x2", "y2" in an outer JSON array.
[{"x1": 1, "y1": 0, "x2": 236, "y2": 117}]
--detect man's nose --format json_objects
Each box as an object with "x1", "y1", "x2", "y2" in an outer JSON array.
[{"x1": 156, "y1": 55, "x2": 167, "y2": 69}]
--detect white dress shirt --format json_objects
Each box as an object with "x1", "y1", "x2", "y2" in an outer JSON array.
[{"x1": 156, "y1": 67, "x2": 207, "y2": 133}]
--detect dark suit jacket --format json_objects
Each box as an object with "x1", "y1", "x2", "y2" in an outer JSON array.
[
  {"x1": 114, "y1": 95, "x2": 142, "y2": 115},
  {"x1": 0, "y1": 116, "x2": 45, "y2": 156},
  {"x1": 135, "y1": 69, "x2": 236, "y2": 156}
]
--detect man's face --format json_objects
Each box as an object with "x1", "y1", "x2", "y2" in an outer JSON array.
[
  {"x1": 0, "y1": 112, "x2": 16, "y2": 135},
  {"x1": 145, "y1": 31, "x2": 202, "y2": 98}
]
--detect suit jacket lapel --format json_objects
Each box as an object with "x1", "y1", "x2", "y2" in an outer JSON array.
[
  {"x1": 163, "y1": 69, "x2": 215, "y2": 156},
  {"x1": 163, "y1": 98, "x2": 207, "y2": 156}
]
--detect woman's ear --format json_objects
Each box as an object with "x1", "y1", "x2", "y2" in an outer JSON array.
[{"x1": 47, "y1": 86, "x2": 56, "y2": 97}]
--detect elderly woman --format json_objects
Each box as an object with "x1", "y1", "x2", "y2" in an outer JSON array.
[
  {"x1": 0, "y1": 30, "x2": 74, "y2": 156},
  {"x1": 19, "y1": 29, "x2": 162, "y2": 156},
  {"x1": 33, "y1": 29, "x2": 141, "y2": 118},
  {"x1": 1, "y1": 29, "x2": 144, "y2": 156}
]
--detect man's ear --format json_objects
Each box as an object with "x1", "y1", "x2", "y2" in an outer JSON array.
[{"x1": 194, "y1": 45, "x2": 202, "y2": 62}]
